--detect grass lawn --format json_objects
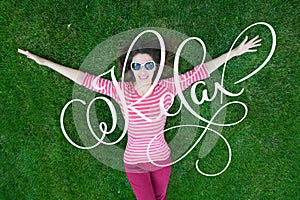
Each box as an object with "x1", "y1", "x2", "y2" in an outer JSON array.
[{"x1": 1, "y1": 0, "x2": 299, "y2": 199}]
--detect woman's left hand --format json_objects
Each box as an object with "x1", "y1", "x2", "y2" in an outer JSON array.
[{"x1": 233, "y1": 36, "x2": 262, "y2": 57}]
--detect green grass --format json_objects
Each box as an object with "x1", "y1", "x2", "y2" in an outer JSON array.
[{"x1": 1, "y1": 0, "x2": 299, "y2": 199}]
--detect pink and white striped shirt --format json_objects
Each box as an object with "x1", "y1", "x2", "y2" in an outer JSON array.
[{"x1": 81, "y1": 64, "x2": 210, "y2": 164}]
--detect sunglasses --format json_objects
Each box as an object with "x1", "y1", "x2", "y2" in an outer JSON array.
[{"x1": 130, "y1": 61, "x2": 156, "y2": 71}]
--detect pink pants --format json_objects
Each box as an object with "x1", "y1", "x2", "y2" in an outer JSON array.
[{"x1": 125, "y1": 158, "x2": 172, "y2": 200}]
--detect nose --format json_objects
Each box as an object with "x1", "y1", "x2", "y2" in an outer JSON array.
[{"x1": 139, "y1": 66, "x2": 148, "y2": 73}]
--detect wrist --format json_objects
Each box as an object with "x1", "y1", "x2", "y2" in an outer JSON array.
[
  {"x1": 230, "y1": 49, "x2": 238, "y2": 59},
  {"x1": 38, "y1": 57, "x2": 49, "y2": 66}
]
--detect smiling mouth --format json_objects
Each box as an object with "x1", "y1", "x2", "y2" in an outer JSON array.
[{"x1": 138, "y1": 75, "x2": 149, "y2": 80}]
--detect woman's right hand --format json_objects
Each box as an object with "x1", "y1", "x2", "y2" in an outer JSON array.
[
  {"x1": 18, "y1": 48, "x2": 85, "y2": 84},
  {"x1": 18, "y1": 49, "x2": 46, "y2": 65}
]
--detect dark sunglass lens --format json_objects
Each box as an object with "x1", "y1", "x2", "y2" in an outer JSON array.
[
  {"x1": 145, "y1": 62, "x2": 155, "y2": 70},
  {"x1": 131, "y1": 62, "x2": 141, "y2": 70}
]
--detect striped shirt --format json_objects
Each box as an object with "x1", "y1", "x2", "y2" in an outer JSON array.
[{"x1": 81, "y1": 64, "x2": 210, "y2": 164}]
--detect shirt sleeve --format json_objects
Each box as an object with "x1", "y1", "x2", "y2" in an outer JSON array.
[
  {"x1": 81, "y1": 72, "x2": 118, "y2": 100},
  {"x1": 158, "y1": 63, "x2": 210, "y2": 96}
]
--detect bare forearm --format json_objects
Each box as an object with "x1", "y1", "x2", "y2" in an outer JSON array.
[
  {"x1": 40, "y1": 58, "x2": 85, "y2": 84},
  {"x1": 204, "y1": 50, "x2": 237, "y2": 74},
  {"x1": 204, "y1": 36, "x2": 262, "y2": 74}
]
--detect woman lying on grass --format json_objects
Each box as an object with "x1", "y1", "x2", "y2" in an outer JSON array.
[{"x1": 18, "y1": 35, "x2": 260, "y2": 200}]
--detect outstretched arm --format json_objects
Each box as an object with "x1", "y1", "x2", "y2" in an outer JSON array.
[
  {"x1": 18, "y1": 49, "x2": 85, "y2": 85},
  {"x1": 204, "y1": 36, "x2": 261, "y2": 74}
]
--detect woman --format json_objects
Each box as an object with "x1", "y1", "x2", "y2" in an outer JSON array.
[{"x1": 18, "y1": 35, "x2": 261, "y2": 200}]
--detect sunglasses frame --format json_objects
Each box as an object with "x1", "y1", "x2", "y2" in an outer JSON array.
[{"x1": 130, "y1": 61, "x2": 156, "y2": 71}]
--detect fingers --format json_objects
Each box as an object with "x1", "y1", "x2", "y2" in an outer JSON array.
[
  {"x1": 253, "y1": 38, "x2": 262, "y2": 44},
  {"x1": 18, "y1": 48, "x2": 28, "y2": 55},
  {"x1": 248, "y1": 35, "x2": 261, "y2": 45},
  {"x1": 251, "y1": 43, "x2": 261, "y2": 48},
  {"x1": 246, "y1": 44, "x2": 261, "y2": 53},
  {"x1": 18, "y1": 48, "x2": 36, "y2": 60},
  {"x1": 249, "y1": 35, "x2": 259, "y2": 43},
  {"x1": 18, "y1": 49, "x2": 33, "y2": 59},
  {"x1": 241, "y1": 36, "x2": 248, "y2": 45},
  {"x1": 240, "y1": 35, "x2": 261, "y2": 48},
  {"x1": 242, "y1": 35, "x2": 262, "y2": 52}
]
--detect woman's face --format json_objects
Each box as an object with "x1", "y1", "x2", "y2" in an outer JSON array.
[{"x1": 131, "y1": 53, "x2": 156, "y2": 86}]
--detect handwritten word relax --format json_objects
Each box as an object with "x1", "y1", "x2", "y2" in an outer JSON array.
[{"x1": 60, "y1": 22, "x2": 276, "y2": 176}]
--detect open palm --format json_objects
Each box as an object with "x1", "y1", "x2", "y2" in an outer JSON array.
[{"x1": 234, "y1": 36, "x2": 261, "y2": 56}]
